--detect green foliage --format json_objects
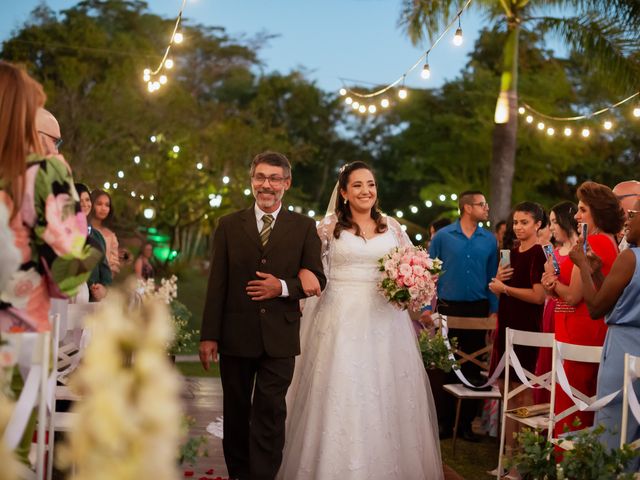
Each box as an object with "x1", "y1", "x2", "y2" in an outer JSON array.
[
  {"x1": 169, "y1": 300, "x2": 198, "y2": 355},
  {"x1": 418, "y1": 330, "x2": 459, "y2": 373},
  {"x1": 510, "y1": 425, "x2": 640, "y2": 479},
  {"x1": 178, "y1": 415, "x2": 208, "y2": 465}
]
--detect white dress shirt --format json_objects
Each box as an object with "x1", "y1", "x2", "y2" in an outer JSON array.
[{"x1": 254, "y1": 203, "x2": 289, "y2": 297}]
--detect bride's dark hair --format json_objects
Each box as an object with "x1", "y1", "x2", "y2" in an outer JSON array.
[{"x1": 333, "y1": 161, "x2": 387, "y2": 239}]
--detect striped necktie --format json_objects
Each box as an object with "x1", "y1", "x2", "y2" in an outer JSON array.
[{"x1": 260, "y1": 214, "x2": 274, "y2": 247}]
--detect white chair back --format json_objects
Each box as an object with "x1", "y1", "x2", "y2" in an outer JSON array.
[{"x1": 621, "y1": 353, "x2": 640, "y2": 449}]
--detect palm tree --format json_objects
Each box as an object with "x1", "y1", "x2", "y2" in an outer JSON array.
[{"x1": 399, "y1": 0, "x2": 640, "y2": 223}]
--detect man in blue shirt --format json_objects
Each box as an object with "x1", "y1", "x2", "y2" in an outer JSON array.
[{"x1": 426, "y1": 190, "x2": 498, "y2": 441}]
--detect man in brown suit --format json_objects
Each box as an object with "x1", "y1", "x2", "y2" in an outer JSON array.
[{"x1": 199, "y1": 151, "x2": 326, "y2": 480}]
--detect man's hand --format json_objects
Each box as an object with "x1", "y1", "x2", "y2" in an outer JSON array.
[
  {"x1": 246, "y1": 272, "x2": 282, "y2": 301},
  {"x1": 298, "y1": 268, "x2": 321, "y2": 297},
  {"x1": 199, "y1": 340, "x2": 219, "y2": 370},
  {"x1": 419, "y1": 310, "x2": 434, "y2": 328}
]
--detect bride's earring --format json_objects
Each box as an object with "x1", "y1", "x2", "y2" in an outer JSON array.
[{"x1": 343, "y1": 197, "x2": 348, "y2": 205}]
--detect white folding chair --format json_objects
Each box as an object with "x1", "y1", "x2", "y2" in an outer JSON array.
[
  {"x1": 2, "y1": 331, "x2": 51, "y2": 480},
  {"x1": 621, "y1": 353, "x2": 640, "y2": 449},
  {"x1": 548, "y1": 340, "x2": 603, "y2": 449},
  {"x1": 441, "y1": 315, "x2": 502, "y2": 454},
  {"x1": 496, "y1": 328, "x2": 555, "y2": 478}
]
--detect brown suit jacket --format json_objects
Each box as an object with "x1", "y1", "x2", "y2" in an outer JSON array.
[{"x1": 200, "y1": 206, "x2": 326, "y2": 358}]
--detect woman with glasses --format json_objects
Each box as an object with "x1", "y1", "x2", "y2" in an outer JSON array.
[
  {"x1": 569, "y1": 201, "x2": 640, "y2": 469},
  {"x1": 542, "y1": 181, "x2": 624, "y2": 438}
]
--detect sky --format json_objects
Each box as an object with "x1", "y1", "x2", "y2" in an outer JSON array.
[{"x1": 0, "y1": 0, "x2": 490, "y2": 93}]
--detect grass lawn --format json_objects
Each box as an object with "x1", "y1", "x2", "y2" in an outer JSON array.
[{"x1": 440, "y1": 436, "x2": 500, "y2": 479}]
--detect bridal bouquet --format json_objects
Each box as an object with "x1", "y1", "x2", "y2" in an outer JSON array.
[{"x1": 378, "y1": 246, "x2": 443, "y2": 311}]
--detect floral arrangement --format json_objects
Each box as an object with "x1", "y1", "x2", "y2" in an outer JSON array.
[
  {"x1": 57, "y1": 285, "x2": 183, "y2": 480},
  {"x1": 378, "y1": 246, "x2": 443, "y2": 311},
  {"x1": 136, "y1": 276, "x2": 198, "y2": 355},
  {"x1": 418, "y1": 330, "x2": 459, "y2": 373},
  {"x1": 509, "y1": 425, "x2": 640, "y2": 479}
]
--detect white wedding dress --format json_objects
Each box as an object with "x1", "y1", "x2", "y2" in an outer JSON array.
[{"x1": 278, "y1": 215, "x2": 443, "y2": 480}]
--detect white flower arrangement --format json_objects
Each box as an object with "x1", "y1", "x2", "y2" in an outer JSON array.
[{"x1": 56, "y1": 285, "x2": 183, "y2": 480}]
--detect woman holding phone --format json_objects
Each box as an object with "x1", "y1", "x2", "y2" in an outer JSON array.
[
  {"x1": 488, "y1": 202, "x2": 547, "y2": 461},
  {"x1": 541, "y1": 181, "x2": 623, "y2": 437}
]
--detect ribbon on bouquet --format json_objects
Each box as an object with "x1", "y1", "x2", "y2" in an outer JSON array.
[{"x1": 437, "y1": 313, "x2": 505, "y2": 389}]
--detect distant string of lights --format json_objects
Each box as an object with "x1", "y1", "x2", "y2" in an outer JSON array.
[
  {"x1": 337, "y1": 0, "x2": 472, "y2": 115},
  {"x1": 519, "y1": 92, "x2": 640, "y2": 139},
  {"x1": 143, "y1": 0, "x2": 186, "y2": 93}
]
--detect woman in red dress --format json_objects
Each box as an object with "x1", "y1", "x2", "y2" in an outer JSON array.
[{"x1": 542, "y1": 182, "x2": 624, "y2": 438}]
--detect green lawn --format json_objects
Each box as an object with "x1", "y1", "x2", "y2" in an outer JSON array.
[
  {"x1": 440, "y1": 436, "x2": 500, "y2": 479},
  {"x1": 176, "y1": 361, "x2": 220, "y2": 377}
]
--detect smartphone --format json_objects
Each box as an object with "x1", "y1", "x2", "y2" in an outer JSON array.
[
  {"x1": 580, "y1": 223, "x2": 588, "y2": 253},
  {"x1": 499, "y1": 249, "x2": 511, "y2": 268},
  {"x1": 542, "y1": 244, "x2": 561, "y2": 275}
]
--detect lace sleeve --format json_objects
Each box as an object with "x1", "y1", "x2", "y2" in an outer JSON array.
[
  {"x1": 317, "y1": 214, "x2": 337, "y2": 277},
  {"x1": 386, "y1": 216, "x2": 413, "y2": 248}
]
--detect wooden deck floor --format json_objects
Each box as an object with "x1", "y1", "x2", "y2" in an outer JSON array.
[{"x1": 182, "y1": 377, "x2": 464, "y2": 480}]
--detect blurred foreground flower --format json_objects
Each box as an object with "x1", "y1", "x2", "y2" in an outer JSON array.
[{"x1": 57, "y1": 283, "x2": 183, "y2": 480}]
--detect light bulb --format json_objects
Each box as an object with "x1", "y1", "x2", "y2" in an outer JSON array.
[
  {"x1": 526, "y1": 115, "x2": 533, "y2": 124},
  {"x1": 396, "y1": 211, "x2": 404, "y2": 218},
  {"x1": 153, "y1": 81, "x2": 160, "y2": 90},
  {"x1": 380, "y1": 98, "x2": 390, "y2": 108},
  {"x1": 173, "y1": 145, "x2": 180, "y2": 153},
  {"x1": 131, "y1": 191, "x2": 136, "y2": 197},
  {"x1": 140, "y1": 194, "x2": 145, "y2": 199},
  {"x1": 243, "y1": 189, "x2": 251, "y2": 196},
  {"x1": 143, "y1": 208, "x2": 154, "y2": 219},
  {"x1": 546, "y1": 127, "x2": 555, "y2": 136},
  {"x1": 415, "y1": 234, "x2": 423, "y2": 242},
  {"x1": 581, "y1": 128, "x2": 591, "y2": 138},
  {"x1": 150, "y1": 135, "x2": 157, "y2": 143},
  {"x1": 368, "y1": 105, "x2": 377, "y2": 114},
  {"x1": 143, "y1": 73, "x2": 151, "y2": 82},
  {"x1": 339, "y1": 88, "x2": 347, "y2": 96},
  {"x1": 144, "y1": 68, "x2": 150, "y2": 75},
  {"x1": 603, "y1": 120, "x2": 613, "y2": 130},
  {"x1": 358, "y1": 105, "x2": 366, "y2": 113},
  {"x1": 439, "y1": 194, "x2": 446, "y2": 201},
  {"x1": 173, "y1": 32, "x2": 184, "y2": 44},
  {"x1": 352, "y1": 101, "x2": 360, "y2": 110},
  {"x1": 451, "y1": 194, "x2": 458, "y2": 200},
  {"x1": 112, "y1": 183, "x2": 118, "y2": 189},
  {"x1": 634, "y1": 107, "x2": 640, "y2": 118},
  {"x1": 159, "y1": 75, "x2": 167, "y2": 85},
  {"x1": 537, "y1": 122, "x2": 545, "y2": 130},
  {"x1": 150, "y1": 195, "x2": 155, "y2": 200},
  {"x1": 103, "y1": 182, "x2": 110, "y2": 189},
  {"x1": 398, "y1": 88, "x2": 408, "y2": 100},
  {"x1": 453, "y1": 27, "x2": 463, "y2": 46},
  {"x1": 518, "y1": 107, "x2": 525, "y2": 115},
  {"x1": 345, "y1": 97, "x2": 353, "y2": 105},
  {"x1": 420, "y1": 63, "x2": 431, "y2": 80},
  {"x1": 222, "y1": 175, "x2": 230, "y2": 184},
  {"x1": 425, "y1": 200, "x2": 433, "y2": 208},
  {"x1": 564, "y1": 127, "x2": 572, "y2": 137},
  {"x1": 147, "y1": 82, "x2": 155, "y2": 92},
  {"x1": 196, "y1": 162, "x2": 203, "y2": 170},
  {"x1": 117, "y1": 170, "x2": 124, "y2": 178},
  {"x1": 134, "y1": 155, "x2": 141, "y2": 164},
  {"x1": 165, "y1": 58, "x2": 174, "y2": 69},
  {"x1": 308, "y1": 210, "x2": 315, "y2": 217},
  {"x1": 410, "y1": 205, "x2": 418, "y2": 214}
]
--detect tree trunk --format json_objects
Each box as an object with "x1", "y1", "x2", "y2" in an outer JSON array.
[{"x1": 489, "y1": 21, "x2": 520, "y2": 225}]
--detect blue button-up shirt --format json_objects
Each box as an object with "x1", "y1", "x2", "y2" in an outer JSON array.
[{"x1": 429, "y1": 219, "x2": 499, "y2": 313}]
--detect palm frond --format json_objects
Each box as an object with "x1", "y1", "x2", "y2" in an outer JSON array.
[
  {"x1": 536, "y1": 14, "x2": 640, "y2": 92},
  {"x1": 397, "y1": 0, "x2": 458, "y2": 45}
]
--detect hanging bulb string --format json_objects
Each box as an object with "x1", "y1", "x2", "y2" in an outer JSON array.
[
  {"x1": 342, "y1": 0, "x2": 472, "y2": 99},
  {"x1": 522, "y1": 91, "x2": 640, "y2": 122},
  {"x1": 150, "y1": 0, "x2": 187, "y2": 76}
]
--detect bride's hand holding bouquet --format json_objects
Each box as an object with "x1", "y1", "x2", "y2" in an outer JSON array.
[{"x1": 378, "y1": 245, "x2": 442, "y2": 311}]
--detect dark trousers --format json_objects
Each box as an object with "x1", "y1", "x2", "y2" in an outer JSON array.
[
  {"x1": 437, "y1": 299, "x2": 490, "y2": 434},
  {"x1": 220, "y1": 354, "x2": 295, "y2": 480}
]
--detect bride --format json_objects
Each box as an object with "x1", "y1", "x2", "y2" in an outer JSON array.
[{"x1": 278, "y1": 162, "x2": 443, "y2": 479}]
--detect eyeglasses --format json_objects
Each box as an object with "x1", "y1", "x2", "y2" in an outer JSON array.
[
  {"x1": 470, "y1": 202, "x2": 489, "y2": 209},
  {"x1": 39, "y1": 131, "x2": 63, "y2": 149},
  {"x1": 629, "y1": 210, "x2": 639, "y2": 219},
  {"x1": 617, "y1": 193, "x2": 639, "y2": 200},
  {"x1": 251, "y1": 174, "x2": 289, "y2": 186}
]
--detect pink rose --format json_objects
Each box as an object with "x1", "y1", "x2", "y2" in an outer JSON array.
[
  {"x1": 415, "y1": 276, "x2": 426, "y2": 289},
  {"x1": 42, "y1": 194, "x2": 87, "y2": 257},
  {"x1": 0, "y1": 268, "x2": 41, "y2": 309},
  {"x1": 384, "y1": 260, "x2": 396, "y2": 272},
  {"x1": 403, "y1": 275, "x2": 416, "y2": 287},
  {"x1": 408, "y1": 286, "x2": 420, "y2": 298},
  {"x1": 412, "y1": 265, "x2": 425, "y2": 277},
  {"x1": 399, "y1": 263, "x2": 412, "y2": 277}
]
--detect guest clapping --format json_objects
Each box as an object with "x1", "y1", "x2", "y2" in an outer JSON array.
[
  {"x1": 542, "y1": 181, "x2": 624, "y2": 437},
  {"x1": 90, "y1": 189, "x2": 120, "y2": 276}
]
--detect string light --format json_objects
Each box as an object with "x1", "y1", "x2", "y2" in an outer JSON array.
[
  {"x1": 113, "y1": 183, "x2": 118, "y2": 189},
  {"x1": 196, "y1": 162, "x2": 203, "y2": 170},
  {"x1": 438, "y1": 194, "x2": 446, "y2": 201},
  {"x1": 564, "y1": 127, "x2": 572, "y2": 137},
  {"x1": 450, "y1": 194, "x2": 458, "y2": 200},
  {"x1": 396, "y1": 211, "x2": 404, "y2": 218},
  {"x1": 222, "y1": 176, "x2": 230, "y2": 184},
  {"x1": 358, "y1": 104, "x2": 367, "y2": 113},
  {"x1": 150, "y1": 135, "x2": 157, "y2": 143},
  {"x1": 352, "y1": 101, "x2": 360, "y2": 109},
  {"x1": 143, "y1": 0, "x2": 187, "y2": 93},
  {"x1": 410, "y1": 205, "x2": 419, "y2": 214},
  {"x1": 117, "y1": 170, "x2": 124, "y2": 178},
  {"x1": 339, "y1": 0, "x2": 472, "y2": 115},
  {"x1": 425, "y1": 200, "x2": 433, "y2": 208},
  {"x1": 172, "y1": 145, "x2": 180, "y2": 153},
  {"x1": 526, "y1": 115, "x2": 534, "y2": 124},
  {"x1": 581, "y1": 128, "x2": 591, "y2": 138},
  {"x1": 634, "y1": 107, "x2": 640, "y2": 118},
  {"x1": 244, "y1": 189, "x2": 251, "y2": 196},
  {"x1": 603, "y1": 120, "x2": 613, "y2": 130},
  {"x1": 134, "y1": 155, "x2": 141, "y2": 164},
  {"x1": 537, "y1": 122, "x2": 545, "y2": 131},
  {"x1": 546, "y1": 127, "x2": 555, "y2": 136},
  {"x1": 104, "y1": 182, "x2": 110, "y2": 189},
  {"x1": 368, "y1": 105, "x2": 377, "y2": 113},
  {"x1": 380, "y1": 98, "x2": 390, "y2": 108},
  {"x1": 453, "y1": 18, "x2": 463, "y2": 46},
  {"x1": 150, "y1": 195, "x2": 155, "y2": 200},
  {"x1": 518, "y1": 107, "x2": 525, "y2": 115},
  {"x1": 345, "y1": 96, "x2": 353, "y2": 105}
]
